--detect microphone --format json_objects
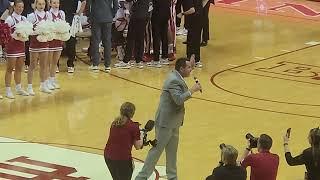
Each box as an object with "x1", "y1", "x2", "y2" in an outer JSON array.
[{"x1": 194, "y1": 77, "x2": 202, "y2": 93}]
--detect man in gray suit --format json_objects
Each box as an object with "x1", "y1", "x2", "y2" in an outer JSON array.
[{"x1": 135, "y1": 57, "x2": 202, "y2": 180}]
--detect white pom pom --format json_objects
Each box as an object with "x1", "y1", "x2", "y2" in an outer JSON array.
[
  {"x1": 34, "y1": 20, "x2": 55, "y2": 42},
  {"x1": 59, "y1": 33, "x2": 71, "y2": 41},
  {"x1": 12, "y1": 21, "x2": 33, "y2": 41},
  {"x1": 37, "y1": 35, "x2": 47, "y2": 42},
  {"x1": 52, "y1": 20, "x2": 71, "y2": 41}
]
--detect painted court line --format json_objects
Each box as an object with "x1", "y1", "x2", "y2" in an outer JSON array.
[
  {"x1": 305, "y1": 41, "x2": 320, "y2": 45},
  {"x1": 0, "y1": 137, "x2": 166, "y2": 179}
]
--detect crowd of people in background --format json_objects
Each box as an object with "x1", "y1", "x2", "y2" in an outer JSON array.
[{"x1": 0, "y1": 0, "x2": 213, "y2": 98}]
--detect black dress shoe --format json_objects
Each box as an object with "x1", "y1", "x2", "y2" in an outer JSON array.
[{"x1": 200, "y1": 41, "x2": 208, "y2": 47}]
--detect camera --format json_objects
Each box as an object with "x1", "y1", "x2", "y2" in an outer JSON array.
[
  {"x1": 140, "y1": 120, "x2": 157, "y2": 147},
  {"x1": 246, "y1": 133, "x2": 258, "y2": 148},
  {"x1": 219, "y1": 143, "x2": 226, "y2": 150}
]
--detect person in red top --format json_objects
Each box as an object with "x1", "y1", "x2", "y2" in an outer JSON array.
[
  {"x1": 240, "y1": 134, "x2": 279, "y2": 180},
  {"x1": 104, "y1": 102, "x2": 143, "y2": 180}
]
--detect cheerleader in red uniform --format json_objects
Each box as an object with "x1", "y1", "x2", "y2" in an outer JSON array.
[
  {"x1": 47, "y1": 0, "x2": 64, "y2": 89},
  {"x1": 4, "y1": 0, "x2": 29, "y2": 99},
  {"x1": 27, "y1": 0, "x2": 51, "y2": 95}
]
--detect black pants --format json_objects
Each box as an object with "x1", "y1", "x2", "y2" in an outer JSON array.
[
  {"x1": 124, "y1": 18, "x2": 147, "y2": 63},
  {"x1": 25, "y1": 40, "x2": 30, "y2": 66},
  {"x1": 186, "y1": 16, "x2": 202, "y2": 62},
  {"x1": 65, "y1": 15, "x2": 77, "y2": 67},
  {"x1": 152, "y1": 16, "x2": 169, "y2": 61},
  {"x1": 176, "y1": 0, "x2": 183, "y2": 27},
  {"x1": 105, "y1": 157, "x2": 133, "y2": 180},
  {"x1": 201, "y1": 1, "x2": 210, "y2": 42}
]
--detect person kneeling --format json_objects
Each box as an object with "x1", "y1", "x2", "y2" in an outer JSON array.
[{"x1": 206, "y1": 144, "x2": 246, "y2": 180}]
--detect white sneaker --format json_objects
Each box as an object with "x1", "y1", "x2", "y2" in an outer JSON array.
[
  {"x1": 0, "y1": 95, "x2": 3, "y2": 99},
  {"x1": 136, "y1": 62, "x2": 144, "y2": 69},
  {"x1": 67, "y1": 67, "x2": 75, "y2": 73},
  {"x1": 39, "y1": 85, "x2": 52, "y2": 94},
  {"x1": 196, "y1": 62, "x2": 203, "y2": 68},
  {"x1": 105, "y1": 67, "x2": 111, "y2": 73},
  {"x1": 147, "y1": 61, "x2": 162, "y2": 68},
  {"x1": 160, "y1": 58, "x2": 170, "y2": 65},
  {"x1": 16, "y1": 89, "x2": 29, "y2": 96},
  {"x1": 6, "y1": 91, "x2": 15, "y2": 99},
  {"x1": 89, "y1": 65, "x2": 99, "y2": 72},
  {"x1": 24, "y1": 65, "x2": 28, "y2": 73},
  {"x1": 182, "y1": 28, "x2": 188, "y2": 36},
  {"x1": 82, "y1": 47, "x2": 88, "y2": 53},
  {"x1": 52, "y1": 81, "x2": 60, "y2": 89},
  {"x1": 46, "y1": 81, "x2": 55, "y2": 90},
  {"x1": 27, "y1": 87, "x2": 35, "y2": 96},
  {"x1": 56, "y1": 66, "x2": 60, "y2": 73},
  {"x1": 114, "y1": 61, "x2": 131, "y2": 69},
  {"x1": 176, "y1": 27, "x2": 183, "y2": 36}
]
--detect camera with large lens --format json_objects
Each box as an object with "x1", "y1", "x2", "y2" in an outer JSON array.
[
  {"x1": 140, "y1": 120, "x2": 157, "y2": 147},
  {"x1": 246, "y1": 133, "x2": 258, "y2": 148}
]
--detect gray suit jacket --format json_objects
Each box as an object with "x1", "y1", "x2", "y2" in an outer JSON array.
[{"x1": 155, "y1": 70, "x2": 192, "y2": 128}]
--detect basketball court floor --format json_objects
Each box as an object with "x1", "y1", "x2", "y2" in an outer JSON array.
[{"x1": 1, "y1": 0, "x2": 320, "y2": 179}]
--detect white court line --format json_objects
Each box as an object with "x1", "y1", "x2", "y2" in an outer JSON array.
[
  {"x1": 305, "y1": 41, "x2": 320, "y2": 46},
  {"x1": 228, "y1": 64, "x2": 239, "y2": 67}
]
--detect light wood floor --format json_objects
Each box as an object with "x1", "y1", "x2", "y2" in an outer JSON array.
[{"x1": 1, "y1": 2, "x2": 320, "y2": 180}]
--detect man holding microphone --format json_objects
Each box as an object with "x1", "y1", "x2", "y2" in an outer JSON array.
[{"x1": 135, "y1": 57, "x2": 202, "y2": 180}]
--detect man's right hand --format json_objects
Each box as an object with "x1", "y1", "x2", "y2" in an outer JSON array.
[{"x1": 190, "y1": 83, "x2": 202, "y2": 94}]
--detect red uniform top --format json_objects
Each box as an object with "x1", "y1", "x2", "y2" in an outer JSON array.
[
  {"x1": 241, "y1": 150, "x2": 279, "y2": 180},
  {"x1": 104, "y1": 119, "x2": 141, "y2": 160}
]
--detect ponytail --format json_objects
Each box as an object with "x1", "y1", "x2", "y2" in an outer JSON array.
[{"x1": 112, "y1": 102, "x2": 136, "y2": 127}]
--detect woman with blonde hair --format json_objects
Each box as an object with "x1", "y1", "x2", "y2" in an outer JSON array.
[{"x1": 104, "y1": 102, "x2": 143, "y2": 180}]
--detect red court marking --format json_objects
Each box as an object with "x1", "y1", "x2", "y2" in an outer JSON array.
[
  {"x1": 211, "y1": 0, "x2": 320, "y2": 22},
  {"x1": 0, "y1": 140, "x2": 160, "y2": 180}
]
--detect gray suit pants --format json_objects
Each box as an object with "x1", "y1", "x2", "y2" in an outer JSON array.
[
  {"x1": 91, "y1": 21, "x2": 112, "y2": 67},
  {"x1": 135, "y1": 126, "x2": 180, "y2": 180}
]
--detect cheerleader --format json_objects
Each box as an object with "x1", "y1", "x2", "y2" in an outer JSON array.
[
  {"x1": 4, "y1": 0, "x2": 29, "y2": 99},
  {"x1": 27, "y1": 0, "x2": 51, "y2": 95},
  {"x1": 47, "y1": 0, "x2": 65, "y2": 89}
]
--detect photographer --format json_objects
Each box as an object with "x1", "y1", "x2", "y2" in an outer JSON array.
[
  {"x1": 283, "y1": 128, "x2": 320, "y2": 180},
  {"x1": 104, "y1": 102, "x2": 143, "y2": 180},
  {"x1": 240, "y1": 134, "x2": 279, "y2": 180},
  {"x1": 206, "y1": 144, "x2": 246, "y2": 180}
]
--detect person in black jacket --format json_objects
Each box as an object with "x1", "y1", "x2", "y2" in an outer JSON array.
[
  {"x1": 147, "y1": 0, "x2": 170, "y2": 67},
  {"x1": 178, "y1": 0, "x2": 203, "y2": 68},
  {"x1": 115, "y1": 0, "x2": 151, "y2": 69},
  {"x1": 284, "y1": 127, "x2": 320, "y2": 180},
  {"x1": 206, "y1": 144, "x2": 247, "y2": 180},
  {"x1": 60, "y1": 0, "x2": 86, "y2": 73}
]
